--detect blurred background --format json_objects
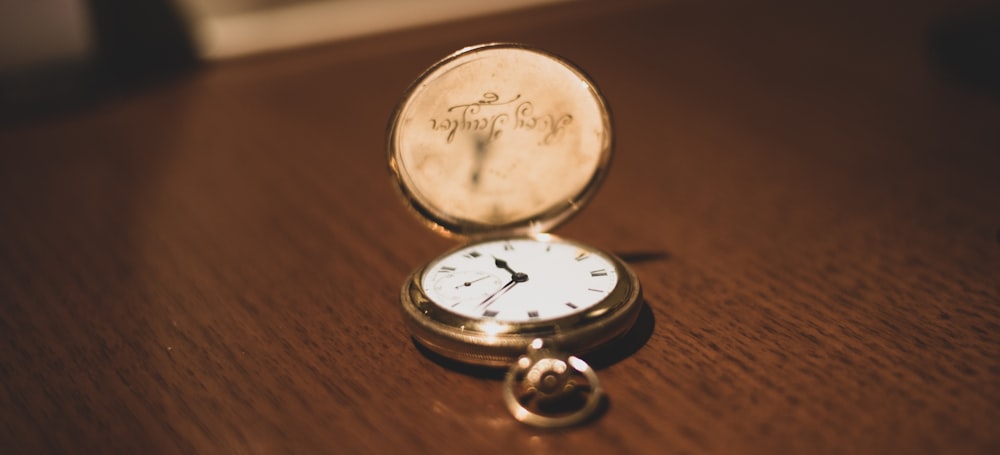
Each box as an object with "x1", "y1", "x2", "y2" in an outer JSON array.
[
  {"x1": 2, "y1": 0, "x2": 999, "y2": 130},
  {"x1": 0, "y1": 0, "x2": 565, "y2": 121}
]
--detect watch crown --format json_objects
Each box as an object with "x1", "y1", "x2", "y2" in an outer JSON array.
[{"x1": 503, "y1": 338, "x2": 605, "y2": 427}]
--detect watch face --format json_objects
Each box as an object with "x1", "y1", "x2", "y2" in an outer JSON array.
[
  {"x1": 388, "y1": 44, "x2": 613, "y2": 238},
  {"x1": 421, "y1": 237, "x2": 618, "y2": 323}
]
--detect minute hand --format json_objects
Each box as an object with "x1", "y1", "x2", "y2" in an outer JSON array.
[{"x1": 477, "y1": 279, "x2": 518, "y2": 309}]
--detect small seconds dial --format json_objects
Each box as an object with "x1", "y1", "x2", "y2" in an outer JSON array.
[{"x1": 422, "y1": 237, "x2": 618, "y2": 322}]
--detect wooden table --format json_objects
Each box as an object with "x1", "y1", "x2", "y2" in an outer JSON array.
[{"x1": 2, "y1": 1, "x2": 998, "y2": 453}]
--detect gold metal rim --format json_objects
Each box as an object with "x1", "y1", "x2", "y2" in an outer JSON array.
[{"x1": 399, "y1": 235, "x2": 642, "y2": 367}]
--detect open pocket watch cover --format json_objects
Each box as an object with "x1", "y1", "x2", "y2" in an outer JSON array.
[{"x1": 386, "y1": 43, "x2": 643, "y2": 427}]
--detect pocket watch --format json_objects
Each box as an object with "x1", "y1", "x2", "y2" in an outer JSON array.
[{"x1": 387, "y1": 43, "x2": 642, "y2": 427}]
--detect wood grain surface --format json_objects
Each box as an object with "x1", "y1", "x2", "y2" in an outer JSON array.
[{"x1": 2, "y1": 1, "x2": 999, "y2": 453}]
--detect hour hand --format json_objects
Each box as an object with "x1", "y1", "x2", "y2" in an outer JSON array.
[
  {"x1": 493, "y1": 257, "x2": 529, "y2": 283},
  {"x1": 494, "y1": 257, "x2": 516, "y2": 275}
]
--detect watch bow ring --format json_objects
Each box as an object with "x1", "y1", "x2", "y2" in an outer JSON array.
[{"x1": 503, "y1": 339, "x2": 605, "y2": 428}]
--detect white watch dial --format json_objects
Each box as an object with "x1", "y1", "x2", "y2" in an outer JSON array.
[{"x1": 422, "y1": 238, "x2": 618, "y2": 322}]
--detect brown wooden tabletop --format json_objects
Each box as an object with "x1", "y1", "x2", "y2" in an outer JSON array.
[{"x1": 2, "y1": 1, "x2": 999, "y2": 453}]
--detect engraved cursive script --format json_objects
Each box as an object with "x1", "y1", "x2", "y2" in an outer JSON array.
[{"x1": 429, "y1": 92, "x2": 573, "y2": 145}]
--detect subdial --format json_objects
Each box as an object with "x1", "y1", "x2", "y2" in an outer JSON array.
[{"x1": 431, "y1": 270, "x2": 505, "y2": 306}]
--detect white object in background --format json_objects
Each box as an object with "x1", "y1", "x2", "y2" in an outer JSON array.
[
  {"x1": 0, "y1": 0, "x2": 93, "y2": 73},
  {"x1": 177, "y1": 0, "x2": 570, "y2": 60}
]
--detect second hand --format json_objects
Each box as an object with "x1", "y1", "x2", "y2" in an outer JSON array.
[{"x1": 455, "y1": 275, "x2": 491, "y2": 289}]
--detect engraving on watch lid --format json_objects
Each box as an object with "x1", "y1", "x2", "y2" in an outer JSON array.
[{"x1": 389, "y1": 44, "x2": 612, "y2": 238}]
